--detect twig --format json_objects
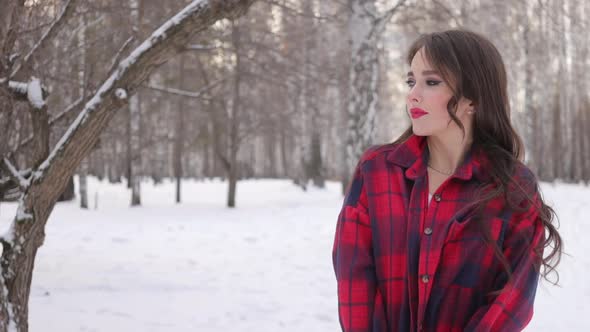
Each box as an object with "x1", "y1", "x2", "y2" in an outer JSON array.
[
  {"x1": 143, "y1": 77, "x2": 228, "y2": 99},
  {"x1": 106, "y1": 36, "x2": 135, "y2": 76},
  {"x1": 10, "y1": 0, "x2": 79, "y2": 78},
  {"x1": 373, "y1": 0, "x2": 407, "y2": 38},
  {"x1": 1, "y1": 158, "x2": 29, "y2": 189},
  {"x1": 9, "y1": 97, "x2": 84, "y2": 157}
]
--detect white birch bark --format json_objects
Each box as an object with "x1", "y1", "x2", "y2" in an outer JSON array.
[
  {"x1": 78, "y1": 11, "x2": 89, "y2": 209},
  {"x1": 346, "y1": 0, "x2": 380, "y2": 178}
]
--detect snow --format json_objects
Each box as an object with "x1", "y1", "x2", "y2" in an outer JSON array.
[
  {"x1": 8, "y1": 80, "x2": 28, "y2": 95},
  {"x1": 115, "y1": 88, "x2": 128, "y2": 99},
  {"x1": 1, "y1": 158, "x2": 29, "y2": 189},
  {"x1": 15, "y1": 202, "x2": 33, "y2": 224},
  {"x1": 0, "y1": 177, "x2": 587, "y2": 331},
  {"x1": 0, "y1": 274, "x2": 17, "y2": 332},
  {"x1": 27, "y1": 77, "x2": 45, "y2": 109}
]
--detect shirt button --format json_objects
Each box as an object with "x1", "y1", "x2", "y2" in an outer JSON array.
[
  {"x1": 424, "y1": 227, "x2": 433, "y2": 235},
  {"x1": 421, "y1": 274, "x2": 430, "y2": 283},
  {"x1": 433, "y1": 194, "x2": 441, "y2": 202}
]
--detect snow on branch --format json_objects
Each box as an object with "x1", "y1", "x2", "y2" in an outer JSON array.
[
  {"x1": 6, "y1": 79, "x2": 49, "y2": 105},
  {"x1": 106, "y1": 36, "x2": 135, "y2": 77},
  {"x1": 49, "y1": 97, "x2": 84, "y2": 125},
  {"x1": 10, "y1": 0, "x2": 79, "y2": 78},
  {"x1": 27, "y1": 77, "x2": 45, "y2": 109},
  {"x1": 115, "y1": 88, "x2": 128, "y2": 99},
  {"x1": 1, "y1": 158, "x2": 29, "y2": 190},
  {"x1": 0, "y1": 168, "x2": 31, "y2": 188},
  {"x1": 7, "y1": 81, "x2": 28, "y2": 96}
]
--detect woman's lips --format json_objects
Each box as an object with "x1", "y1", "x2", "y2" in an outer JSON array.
[{"x1": 410, "y1": 107, "x2": 428, "y2": 119}]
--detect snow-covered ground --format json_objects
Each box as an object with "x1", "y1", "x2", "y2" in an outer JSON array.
[{"x1": 0, "y1": 177, "x2": 587, "y2": 331}]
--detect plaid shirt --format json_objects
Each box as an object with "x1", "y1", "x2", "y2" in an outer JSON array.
[{"x1": 332, "y1": 134, "x2": 545, "y2": 332}]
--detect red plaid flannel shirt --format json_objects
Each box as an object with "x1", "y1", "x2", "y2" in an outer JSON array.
[{"x1": 332, "y1": 134, "x2": 545, "y2": 332}]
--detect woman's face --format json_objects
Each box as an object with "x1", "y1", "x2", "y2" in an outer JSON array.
[{"x1": 405, "y1": 48, "x2": 473, "y2": 137}]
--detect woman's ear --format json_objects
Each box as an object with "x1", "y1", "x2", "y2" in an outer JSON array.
[{"x1": 458, "y1": 97, "x2": 475, "y2": 115}]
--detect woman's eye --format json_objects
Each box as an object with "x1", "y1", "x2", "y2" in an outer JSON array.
[
  {"x1": 426, "y1": 80, "x2": 441, "y2": 86},
  {"x1": 405, "y1": 80, "x2": 415, "y2": 87}
]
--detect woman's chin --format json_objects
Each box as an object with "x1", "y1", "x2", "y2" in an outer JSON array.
[{"x1": 411, "y1": 125, "x2": 431, "y2": 137}]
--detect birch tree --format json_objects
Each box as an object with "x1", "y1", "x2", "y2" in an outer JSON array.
[
  {"x1": 128, "y1": 0, "x2": 143, "y2": 206},
  {"x1": 345, "y1": 0, "x2": 406, "y2": 188}
]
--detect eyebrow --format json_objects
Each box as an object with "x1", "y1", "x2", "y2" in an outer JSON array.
[{"x1": 407, "y1": 70, "x2": 441, "y2": 77}]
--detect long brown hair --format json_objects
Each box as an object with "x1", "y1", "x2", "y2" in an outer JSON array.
[{"x1": 398, "y1": 29, "x2": 562, "y2": 287}]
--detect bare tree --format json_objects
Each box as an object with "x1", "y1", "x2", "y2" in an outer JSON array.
[{"x1": 0, "y1": 1, "x2": 256, "y2": 330}]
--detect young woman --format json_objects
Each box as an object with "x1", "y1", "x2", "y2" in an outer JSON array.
[{"x1": 332, "y1": 29, "x2": 562, "y2": 332}]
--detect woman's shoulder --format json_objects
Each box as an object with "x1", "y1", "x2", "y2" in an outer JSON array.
[
  {"x1": 504, "y1": 160, "x2": 543, "y2": 209},
  {"x1": 511, "y1": 160, "x2": 540, "y2": 192},
  {"x1": 358, "y1": 142, "x2": 403, "y2": 164}
]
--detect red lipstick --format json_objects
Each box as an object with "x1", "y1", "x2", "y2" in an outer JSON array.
[{"x1": 410, "y1": 107, "x2": 428, "y2": 119}]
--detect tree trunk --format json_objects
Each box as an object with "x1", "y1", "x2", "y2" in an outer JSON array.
[
  {"x1": 79, "y1": 162, "x2": 88, "y2": 209},
  {"x1": 129, "y1": 92, "x2": 142, "y2": 206},
  {"x1": 173, "y1": 55, "x2": 186, "y2": 203},
  {"x1": 280, "y1": 124, "x2": 289, "y2": 177},
  {"x1": 552, "y1": 88, "x2": 562, "y2": 179},
  {"x1": 582, "y1": 99, "x2": 590, "y2": 183},
  {"x1": 78, "y1": 9, "x2": 89, "y2": 209},
  {"x1": 129, "y1": 0, "x2": 142, "y2": 206},
  {"x1": 345, "y1": 0, "x2": 380, "y2": 189},
  {"x1": 228, "y1": 164, "x2": 237, "y2": 207},
  {"x1": 522, "y1": 5, "x2": 538, "y2": 174},
  {"x1": 227, "y1": 19, "x2": 242, "y2": 208}
]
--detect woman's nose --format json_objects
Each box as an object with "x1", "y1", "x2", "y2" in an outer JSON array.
[{"x1": 407, "y1": 85, "x2": 422, "y2": 104}]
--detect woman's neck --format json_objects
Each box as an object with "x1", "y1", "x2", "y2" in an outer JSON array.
[{"x1": 426, "y1": 131, "x2": 473, "y2": 174}]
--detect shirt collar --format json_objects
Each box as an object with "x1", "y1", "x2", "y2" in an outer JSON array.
[{"x1": 386, "y1": 134, "x2": 488, "y2": 182}]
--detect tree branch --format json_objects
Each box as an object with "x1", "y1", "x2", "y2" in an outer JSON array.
[
  {"x1": 106, "y1": 36, "x2": 136, "y2": 77},
  {"x1": 10, "y1": 0, "x2": 79, "y2": 78},
  {"x1": 260, "y1": 0, "x2": 337, "y2": 21},
  {"x1": 143, "y1": 77, "x2": 227, "y2": 99},
  {"x1": 373, "y1": 0, "x2": 407, "y2": 38},
  {"x1": 8, "y1": 97, "x2": 84, "y2": 159},
  {"x1": 1, "y1": 158, "x2": 29, "y2": 190},
  {"x1": 5, "y1": 79, "x2": 49, "y2": 103}
]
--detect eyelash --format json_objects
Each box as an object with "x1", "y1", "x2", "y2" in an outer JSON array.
[{"x1": 405, "y1": 80, "x2": 442, "y2": 87}]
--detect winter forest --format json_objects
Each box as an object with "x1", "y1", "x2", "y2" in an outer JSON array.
[{"x1": 0, "y1": 0, "x2": 589, "y2": 331}]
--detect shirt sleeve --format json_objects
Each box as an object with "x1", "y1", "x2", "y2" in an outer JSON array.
[
  {"x1": 464, "y1": 192, "x2": 546, "y2": 332},
  {"x1": 332, "y1": 160, "x2": 377, "y2": 332}
]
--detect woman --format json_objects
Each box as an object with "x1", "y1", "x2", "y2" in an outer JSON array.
[{"x1": 332, "y1": 29, "x2": 562, "y2": 332}]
